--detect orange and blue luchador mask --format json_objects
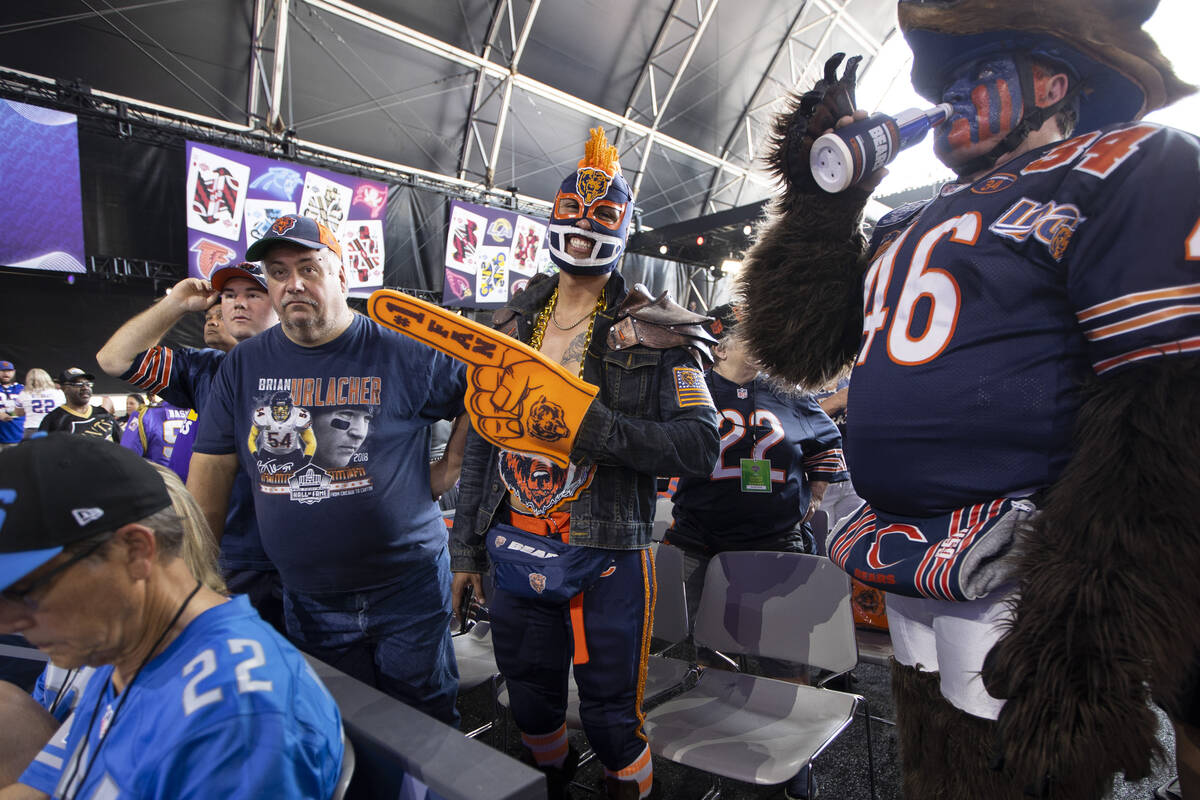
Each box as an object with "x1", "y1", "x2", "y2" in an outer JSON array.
[{"x1": 547, "y1": 127, "x2": 634, "y2": 276}]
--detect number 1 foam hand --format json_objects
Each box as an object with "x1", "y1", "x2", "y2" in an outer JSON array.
[{"x1": 368, "y1": 290, "x2": 598, "y2": 468}]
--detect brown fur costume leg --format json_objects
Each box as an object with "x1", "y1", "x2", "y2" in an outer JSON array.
[
  {"x1": 982, "y1": 357, "x2": 1200, "y2": 797},
  {"x1": 892, "y1": 659, "x2": 1025, "y2": 800}
]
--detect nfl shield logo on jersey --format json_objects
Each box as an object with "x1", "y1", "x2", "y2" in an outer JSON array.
[{"x1": 529, "y1": 573, "x2": 547, "y2": 594}]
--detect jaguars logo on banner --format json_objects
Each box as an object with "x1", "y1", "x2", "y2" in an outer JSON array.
[{"x1": 576, "y1": 167, "x2": 612, "y2": 205}]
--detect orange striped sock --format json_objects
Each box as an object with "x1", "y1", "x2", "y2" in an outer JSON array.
[
  {"x1": 604, "y1": 745, "x2": 653, "y2": 798},
  {"x1": 521, "y1": 724, "x2": 569, "y2": 769}
]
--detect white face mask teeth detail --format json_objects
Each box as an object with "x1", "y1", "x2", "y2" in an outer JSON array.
[{"x1": 548, "y1": 223, "x2": 624, "y2": 268}]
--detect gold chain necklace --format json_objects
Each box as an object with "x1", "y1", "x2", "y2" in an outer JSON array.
[{"x1": 529, "y1": 287, "x2": 605, "y2": 379}]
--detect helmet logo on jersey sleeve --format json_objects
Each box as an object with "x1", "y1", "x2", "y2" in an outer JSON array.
[{"x1": 970, "y1": 172, "x2": 1017, "y2": 195}]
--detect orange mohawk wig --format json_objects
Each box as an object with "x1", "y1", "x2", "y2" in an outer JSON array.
[{"x1": 578, "y1": 127, "x2": 621, "y2": 176}]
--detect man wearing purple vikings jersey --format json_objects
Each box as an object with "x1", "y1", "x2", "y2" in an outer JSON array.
[
  {"x1": 120, "y1": 402, "x2": 191, "y2": 468},
  {"x1": 738, "y1": 1, "x2": 1199, "y2": 797}
]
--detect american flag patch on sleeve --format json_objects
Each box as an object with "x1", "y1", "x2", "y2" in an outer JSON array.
[{"x1": 673, "y1": 367, "x2": 713, "y2": 408}]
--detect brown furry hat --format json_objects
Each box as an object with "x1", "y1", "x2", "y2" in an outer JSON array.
[{"x1": 899, "y1": 0, "x2": 1195, "y2": 133}]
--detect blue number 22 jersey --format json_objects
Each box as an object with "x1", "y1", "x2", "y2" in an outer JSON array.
[{"x1": 21, "y1": 595, "x2": 343, "y2": 800}]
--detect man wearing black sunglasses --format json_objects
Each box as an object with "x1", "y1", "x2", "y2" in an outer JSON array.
[{"x1": 37, "y1": 369, "x2": 118, "y2": 443}]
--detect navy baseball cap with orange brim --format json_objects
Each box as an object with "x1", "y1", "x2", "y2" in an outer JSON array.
[
  {"x1": 245, "y1": 214, "x2": 343, "y2": 263},
  {"x1": 211, "y1": 262, "x2": 267, "y2": 292},
  {"x1": 0, "y1": 435, "x2": 171, "y2": 591}
]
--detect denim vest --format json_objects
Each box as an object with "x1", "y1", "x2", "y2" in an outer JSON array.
[{"x1": 451, "y1": 272, "x2": 720, "y2": 572}]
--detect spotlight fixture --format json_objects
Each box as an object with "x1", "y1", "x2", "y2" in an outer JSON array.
[
  {"x1": 658, "y1": 244, "x2": 668, "y2": 255},
  {"x1": 742, "y1": 225, "x2": 752, "y2": 236},
  {"x1": 695, "y1": 236, "x2": 705, "y2": 246}
]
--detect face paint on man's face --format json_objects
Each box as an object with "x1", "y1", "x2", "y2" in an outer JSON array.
[{"x1": 934, "y1": 56, "x2": 1025, "y2": 168}]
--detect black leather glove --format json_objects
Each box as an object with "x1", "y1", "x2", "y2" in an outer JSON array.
[{"x1": 770, "y1": 52, "x2": 863, "y2": 195}]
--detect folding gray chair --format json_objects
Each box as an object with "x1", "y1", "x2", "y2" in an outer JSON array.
[
  {"x1": 651, "y1": 495, "x2": 674, "y2": 542},
  {"x1": 331, "y1": 728, "x2": 356, "y2": 800},
  {"x1": 643, "y1": 551, "x2": 875, "y2": 799},
  {"x1": 809, "y1": 508, "x2": 830, "y2": 557},
  {"x1": 453, "y1": 620, "x2": 505, "y2": 740}
]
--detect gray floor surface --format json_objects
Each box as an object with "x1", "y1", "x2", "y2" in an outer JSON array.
[{"x1": 456, "y1": 655, "x2": 1179, "y2": 800}]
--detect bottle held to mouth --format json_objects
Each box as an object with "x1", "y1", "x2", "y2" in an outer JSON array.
[{"x1": 809, "y1": 103, "x2": 953, "y2": 193}]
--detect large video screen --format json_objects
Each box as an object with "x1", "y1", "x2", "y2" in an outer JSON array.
[
  {"x1": 0, "y1": 100, "x2": 86, "y2": 273},
  {"x1": 442, "y1": 200, "x2": 551, "y2": 308},
  {"x1": 185, "y1": 141, "x2": 390, "y2": 293}
]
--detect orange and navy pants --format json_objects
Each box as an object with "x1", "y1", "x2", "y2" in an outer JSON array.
[{"x1": 488, "y1": 517, "x2": 657, "y2": 773}]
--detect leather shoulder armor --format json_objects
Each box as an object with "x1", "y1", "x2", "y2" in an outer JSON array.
[{"x1": 606, "y1": 283, "x2": 719, "y2": 369}]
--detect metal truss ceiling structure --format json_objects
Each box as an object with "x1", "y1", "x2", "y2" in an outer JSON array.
[{"x1": 0, "y1": 0, "x2": 898, "y2": 227}]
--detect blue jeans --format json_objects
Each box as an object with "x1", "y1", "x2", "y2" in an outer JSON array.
[{"x1": 282, "y1": 547, "x2": 460, "y2": 726}]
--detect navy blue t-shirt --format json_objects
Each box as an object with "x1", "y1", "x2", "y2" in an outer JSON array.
[
  {"x1": 123, "y1": 346, "x2": 268, "y2": 570},
  {"x1": 194, "y1": 315, "x2": 467, "y2": 593}
]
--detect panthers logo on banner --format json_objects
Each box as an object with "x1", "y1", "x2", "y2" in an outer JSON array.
[{"x1": 576, "y1": 167, "x2": 612, "y2": 205}]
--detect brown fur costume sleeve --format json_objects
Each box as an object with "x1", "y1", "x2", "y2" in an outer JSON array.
[
  {"x1": 981, "y1": 355, "x2": 1200, "y2": 798},
  {"x1": 735, "y1": 87, "x2": 873, "y2": 389}
]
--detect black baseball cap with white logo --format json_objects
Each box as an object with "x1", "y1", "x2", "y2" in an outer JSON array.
[
  {"x1": 0, "y1": 434, "x2": 171, "y2": 590},
  {"x1": 58, "y1": 367, "x2": 95, "y2": 384}
]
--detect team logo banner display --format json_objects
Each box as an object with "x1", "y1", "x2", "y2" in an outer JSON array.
[
  {"x1": 443, "y1": 200, "x2": 551, "y2": 309},
  {"x1": 367, "y1": 290, "x2": 597, "y2": 467},
  {"x1": 185, "y1": 141, "x2": 389, "y2": 293}
]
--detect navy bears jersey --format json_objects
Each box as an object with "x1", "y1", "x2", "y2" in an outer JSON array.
[
  {"x1": 670, "y1": 372, "x2": 848, "y2": 551},
  {"x1": 847, "y1": 122, "x2": 1200, "y2": 517}
]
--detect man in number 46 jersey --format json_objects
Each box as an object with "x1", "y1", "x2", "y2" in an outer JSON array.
[
  {"x1": 738, "y1": 1, "x2": 1200, "y2": 797},
  {"x1": 0, "y1": 435, "x2": 343, "y2": 800}
]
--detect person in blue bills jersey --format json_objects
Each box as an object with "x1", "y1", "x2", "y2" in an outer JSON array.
[
  {"x1": 451, "y1": 128, "x2": 719, "y2": 800},
  {"x1": 188, "y1": 214, "x2": 469, "y2": 726},
  {"x1": 737, "y1": 1, "x2": 1200, "y2": 797},
  {"x1": 0, "y1": 361, "x2": 25, "y2": 450},
  {"x1": 0, "y1": 435, "x2": 343, "y2": 800}
]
